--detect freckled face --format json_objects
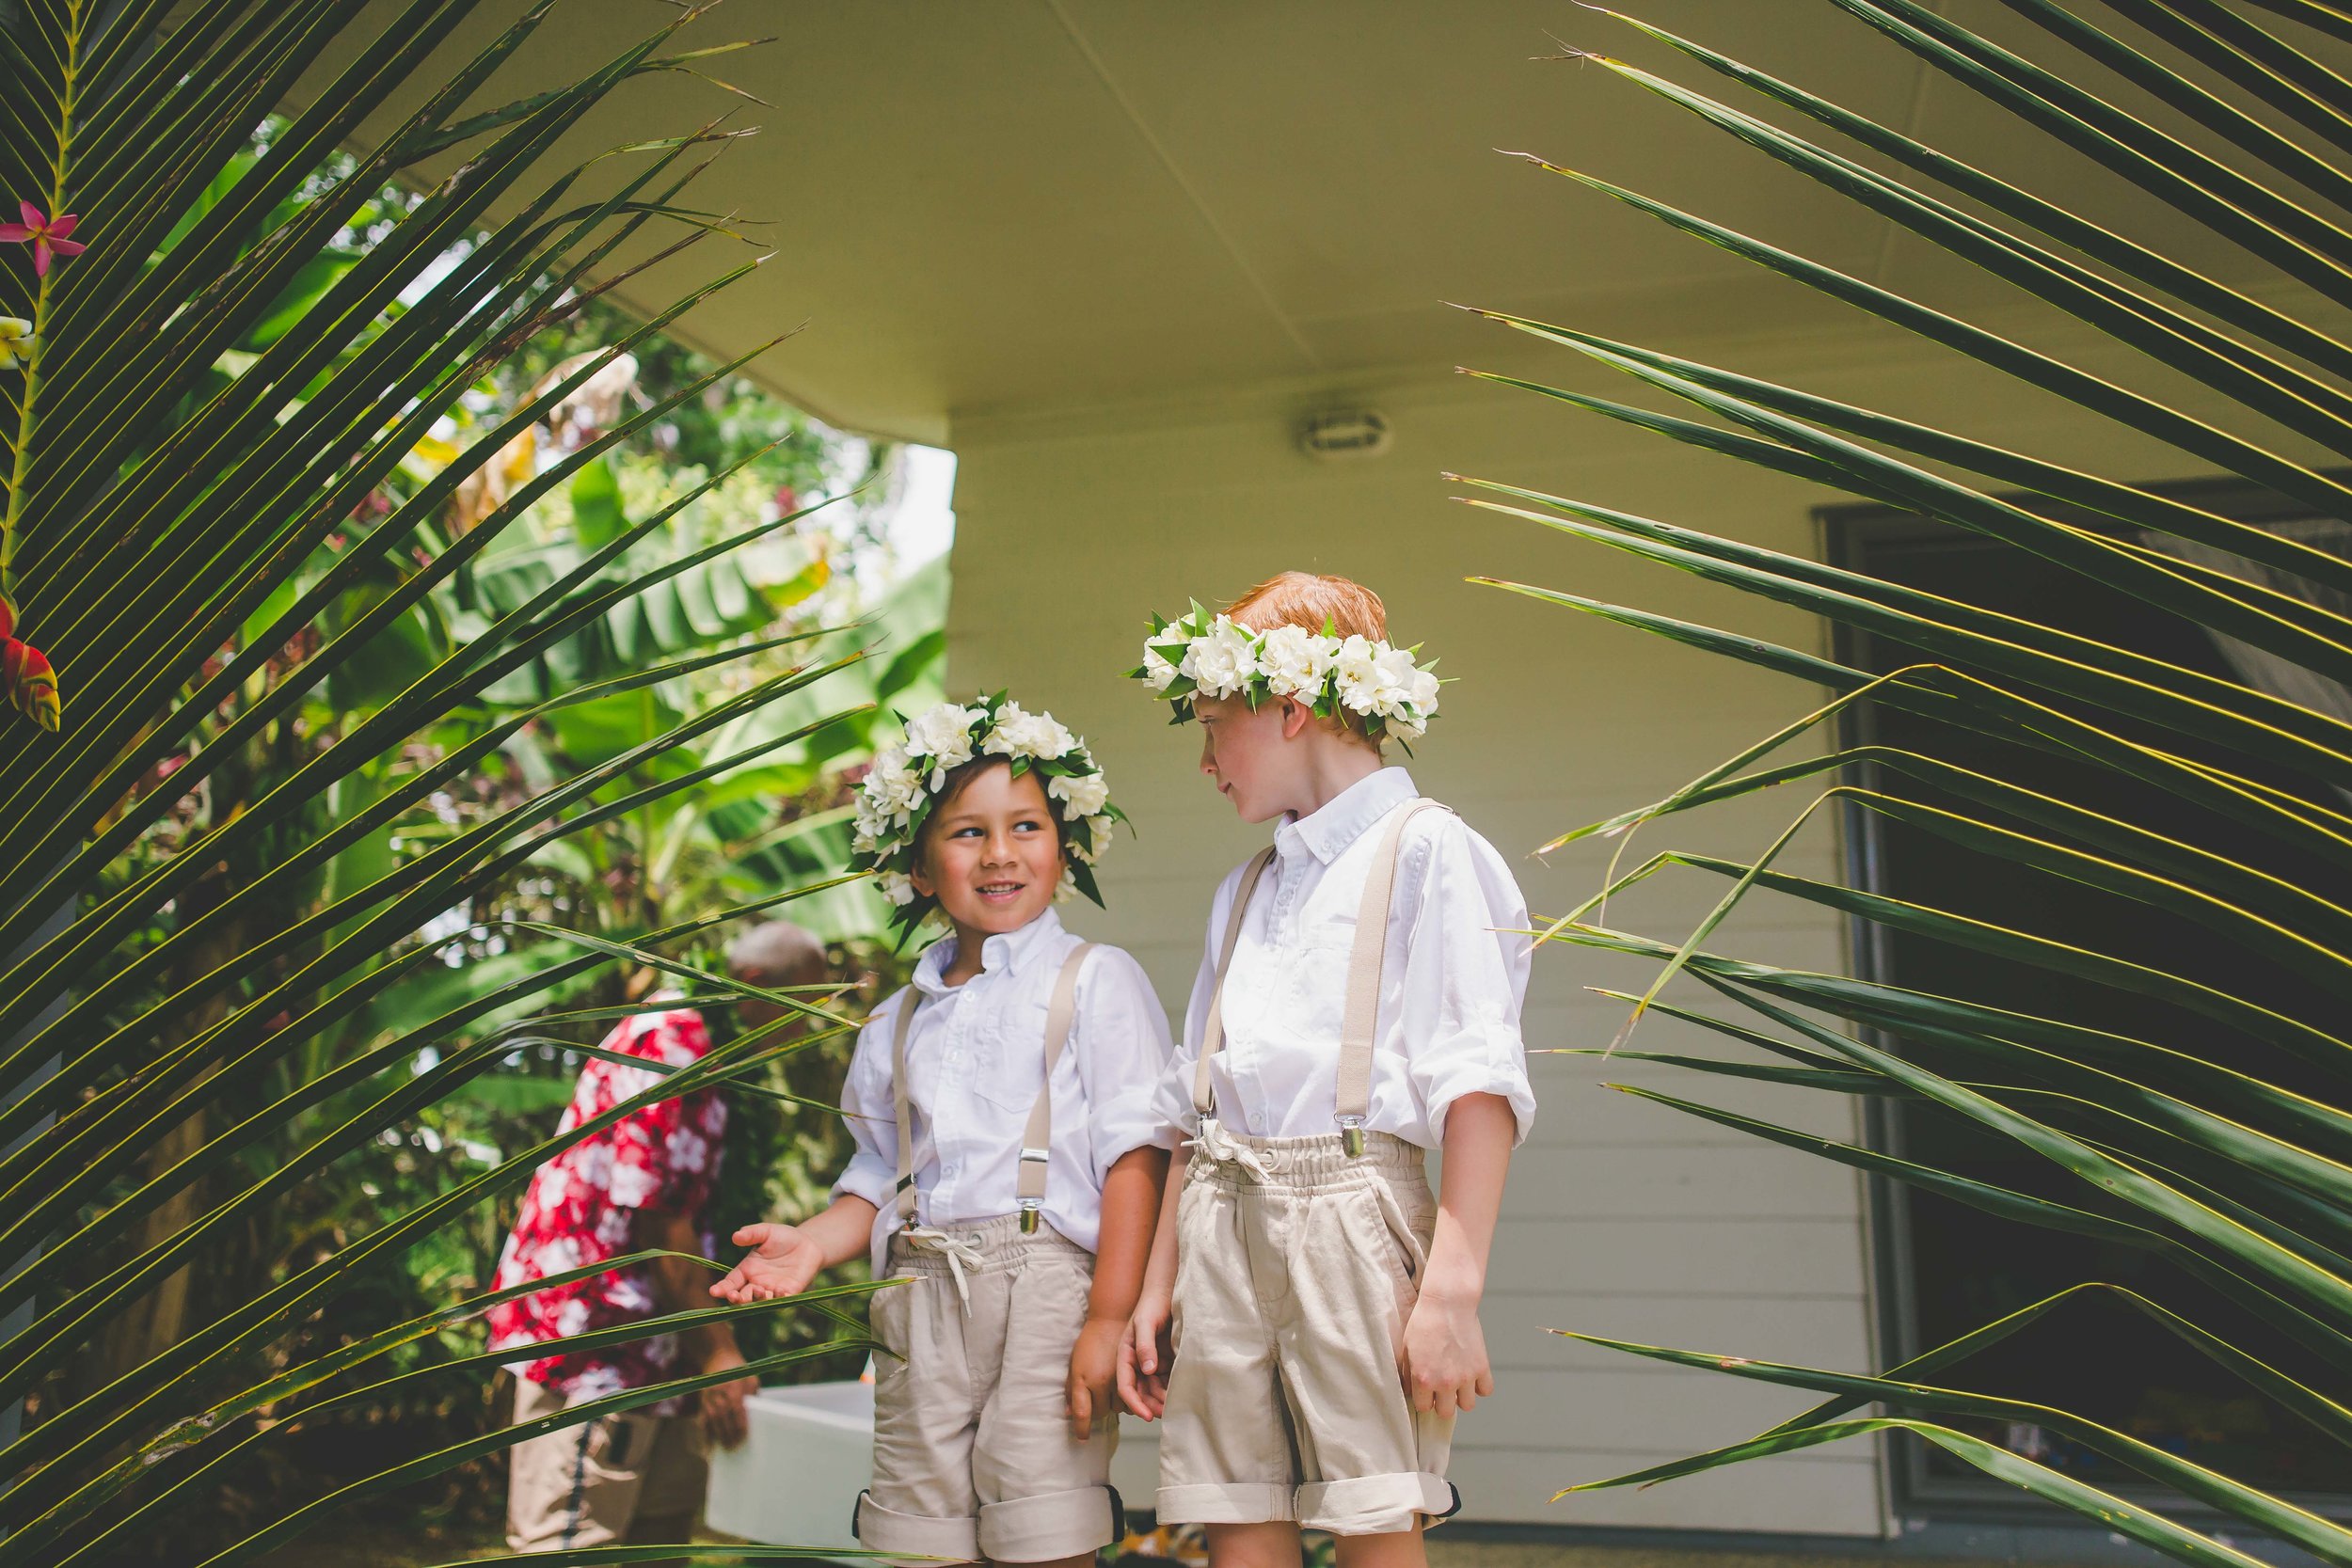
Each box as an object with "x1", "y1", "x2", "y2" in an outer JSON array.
[
  {"x1": 1194, "y1": 693, "x2": 1298, "y2": 824},
  {"x1": 912, "y1": 761, "x2": 1064, "y2": 936}
]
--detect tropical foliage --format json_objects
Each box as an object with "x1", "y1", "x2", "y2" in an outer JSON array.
[
  {"x1": 0, "y1": 2, "x2": 926, "y2": 1561},
  {"x1": 1464, "y1": 0, "x2": 2352, "y2": 1558}
]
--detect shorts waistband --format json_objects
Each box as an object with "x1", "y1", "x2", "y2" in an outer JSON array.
[
  {"x1": 885, "y1": 1212, "x2": 1091, "y2": 1276},
  {"x1": 1185, "y1": 1122, "x2": 1427, "y2": 1191}
]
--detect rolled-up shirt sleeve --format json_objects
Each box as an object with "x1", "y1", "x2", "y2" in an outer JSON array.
[
  {"x1": 830, "y1": 1004, "x2": 901, "y2": 1212},
  {"x1": 1400, "y1": 814, "x2": 1537, "y2": 1147},
  {"x1": 1073, "y1": 946, "x2": 1178, "y2": 1179},
  {"x1": 1150, "y1": 863, "x2": 1240, "y2": 1148}
]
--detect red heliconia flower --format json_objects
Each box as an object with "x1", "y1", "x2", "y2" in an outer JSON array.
[
  {"x1": 2, "y1": 637, "x2": 58, "y2": 732},
  {"x1": 0, "y1": 593, "x2": 13, "y2": 641},
  {"x1": 0, "y1": 203, "x2": 86, "y2": 277}
]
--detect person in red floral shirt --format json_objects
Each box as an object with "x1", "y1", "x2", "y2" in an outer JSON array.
[{"x1": 493, "y1": 921, "x2": 829, "y2": 1560}]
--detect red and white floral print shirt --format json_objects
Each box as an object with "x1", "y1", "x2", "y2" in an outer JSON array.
[{"x1": 487, "y1": 1003, "x2": 727, "y2": 1408}]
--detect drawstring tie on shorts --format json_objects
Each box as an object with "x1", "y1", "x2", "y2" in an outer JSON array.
[
  {"x1": 1184, "y1": 1117, "x2": 1281, "y2": 1181},
  {"x1": 901, "y1": 1226, "x2": 987, "y2": 1314}
]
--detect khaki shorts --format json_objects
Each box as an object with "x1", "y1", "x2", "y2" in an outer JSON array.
[
  {"x1": 507, "y1": 1373, "x2": 707, "y2": 1557},
  {"x1": 1158, "y1": 1128, "x2": 1458, "y2": 1536},
  {"x1": 858, "y1": 1213, "x2": 1120, "y2": 1563}
]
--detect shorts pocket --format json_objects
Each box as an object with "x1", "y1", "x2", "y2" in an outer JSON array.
[
  {"x1": 1362, "y1": 1179, "x2": 1432, "y2": 1289},
  {"x1": 868, "y1": 1274, "x2": 916, "y2": 1376}
]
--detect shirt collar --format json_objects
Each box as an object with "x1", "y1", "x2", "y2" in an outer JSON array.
[
  {"x1": 913, "y1": 905, "x2": 1067, "y2": 994},
  {"x1": 1275, "y1": 767, "x2": 1418, "y2": 866}
]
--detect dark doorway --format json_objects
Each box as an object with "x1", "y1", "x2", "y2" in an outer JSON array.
[{"x1": 1824, "y1": 482, "x2": 2352, "y2": 1515}]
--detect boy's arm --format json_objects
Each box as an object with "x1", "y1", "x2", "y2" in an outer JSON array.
[
  {"x1": 1068, "y1": 1145, "x2": 1168, "y2": 1435},
  {"x1": 1402, "y1": 1092, "x2": 1513, "y2": 1418},
  {"x1": 712, "y1": 1001, "x2": 894, "y2": 1304},
  {"x1": 1116, "y1": 1142, "x2": 1188, "y2": 1420},
  {"x1": 1140, "y1": 1142, "x2": 1187, "y2": 1300}
]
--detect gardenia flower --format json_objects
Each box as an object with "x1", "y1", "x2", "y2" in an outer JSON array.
[
  {"x1": 1330, "y1": 634, "x2": 1384, "y2": 714},
  {"x1": 862, "y1": 743, "x2": 924, "y2": 820},
  {"x1": 901, "y1": 702, "x2": 982, "y2": 779},
  {"x1": 1140, "y1": 643, "x2": 1179, "y2": 691},
  {"x1": 1257, "y1": 624, "x2": 1335, "y2": 700},
  {"x1": 877, "y1": 869, "x2": 916, "y2": 906},
  {"x1": 1047, "y1": 769, "x2": 1110, "y2": 818},
  {"x1": 1181, "y1": 614, "x2": 1260, "y2": 700},
  {"x1": 1366, "y1": 642, "x2": 1420, "y2": 716},
  {"x1": 983, "y1": 700, "x2": 1077, "y2": 760}
]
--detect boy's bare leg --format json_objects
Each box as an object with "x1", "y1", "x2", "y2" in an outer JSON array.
[
  {"x1": 1333, "y1": 1527, "x2": 1426, "y2": 1568},
  {"x1": 1206, "y1": 1522, "x2": 1305, "y2": 1568},
  {"x1": 993, "y1": 1555, "x2": 1093, "y2": 1568}
]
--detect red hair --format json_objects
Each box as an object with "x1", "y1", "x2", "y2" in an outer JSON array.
[
  {"x1": 1223, "y1": 571, "x2": 1387, "y2": 750},
  {"x1": 1225, "y1": 571, "x2": 1387, "y2": 641}
]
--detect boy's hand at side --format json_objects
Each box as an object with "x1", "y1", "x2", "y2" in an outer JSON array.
[
  {"x1": 1117, "y1": 1285, "x2": 1174, "y2": 1420},
  {"x1": 1066, "y1": 1317, "x2": 1124, "y2": 1440},
  {"x1": 1401, "y1": 1282, "x2": 1493, "y2": 1418},
  {"x1": 709, "y1": 1222, "x2": 823, "y2": 1303},
  {"x1": 1404, "y1": 1091, "x2": 1514, "y2": 1418}
]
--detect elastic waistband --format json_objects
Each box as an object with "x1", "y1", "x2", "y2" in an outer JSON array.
[
  {"x1": 1186, "y1": 1124, "x2": 1428, "y2": 1191},
  {"x1": 886, "y1": 1212, "x2": 1091, "y2": 1276}
]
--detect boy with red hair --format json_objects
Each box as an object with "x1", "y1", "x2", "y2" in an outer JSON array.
[{"x1": 1120, "y1": 573, "x2": 1534, "y2": 1568}]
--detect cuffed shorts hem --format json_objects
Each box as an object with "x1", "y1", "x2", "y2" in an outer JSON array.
[
  {"x1": 853, "y1": 1489, "x2": 979, "y2": 1561},
  {"x1": 977, "y1": 1483, "x2": 1120, "y2": 1561},
  {"x1": 1155, "y1": 1481, "x2": 1297, "y2": 1525},
  {"x1": 1297, "y1": 1472, "x2": 1460, "y2": 1535}
]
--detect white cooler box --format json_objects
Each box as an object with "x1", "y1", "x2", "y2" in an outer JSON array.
[
  {"x1": 705, "y1": 1377, "x2": 1161, "y2": 1545},
  {"x1": 706, "y1": 1381, "x2": 875, "y2": 1548}
]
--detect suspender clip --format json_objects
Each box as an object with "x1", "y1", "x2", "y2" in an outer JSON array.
[
  {"x1": 1018, "y1": 1197, "x2": 1041, "y2": 1234},
  {"x1": 1337, "y1": 1114, "x2": 1366, "y2": 1158}
]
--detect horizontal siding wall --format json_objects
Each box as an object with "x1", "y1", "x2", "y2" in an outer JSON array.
[{"x1": 937, "y1": 309, "x2": 2270, "y2": 1538}]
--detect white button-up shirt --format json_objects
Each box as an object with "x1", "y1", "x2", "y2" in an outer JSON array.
[
  {"x1": 834, "y1": 908, "x2": 1173, "y2": 1275},
  {"x1": 1152, "y1": 768, "x2": 1535, "y2": 1150}
]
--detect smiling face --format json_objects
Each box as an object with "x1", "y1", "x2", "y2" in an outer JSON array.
[{"x1": 910, "y1": 759, "x2": 1065, "y2": 942}]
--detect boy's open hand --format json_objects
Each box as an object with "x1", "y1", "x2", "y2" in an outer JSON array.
[
  {"x1": 1065, "y1": 1317, "x2": 1123, "y2": 1440},
  {"x1": 1401, "y1": 1285, "x2": 1493, "y2": 1418},
  {"x1": 1116, "y1": 1286, "x2": 1175, "y2": 1421},
  {"x1": 709, "y1": 1223, "x2": 822, "y2": 1304}
]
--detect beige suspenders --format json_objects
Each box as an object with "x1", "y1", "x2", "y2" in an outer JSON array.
[
  {"x1": 1191, "y1": 799, "x2": 1447, "y2": 1156},
  {"x1": 1188, "y1": 846, "x2": 1277, "y2": 1122},
  {"x1": 890, "y1": 942, "x2": 1096, "y2": 1235},
  {"x1": 1020, "y1": 943, "x2": 1093, "y2": 1230}
]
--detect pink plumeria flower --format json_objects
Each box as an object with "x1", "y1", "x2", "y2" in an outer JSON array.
[{"x1": 0, "y1": 203, "x2": 85, "y2": 277}]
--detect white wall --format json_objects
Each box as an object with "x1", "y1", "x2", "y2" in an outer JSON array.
[{"x1": 937, "y1": 302, "x2": 2260, "y2": 1538}]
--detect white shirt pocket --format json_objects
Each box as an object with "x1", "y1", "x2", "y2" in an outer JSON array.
[{"x1": 967, "y1": 994, "x2": 1051, "y2": 1114}]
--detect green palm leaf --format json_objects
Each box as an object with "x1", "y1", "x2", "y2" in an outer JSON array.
[
  {"x1": 1473, "y1": 9, "x2": 2352, "y2": 1545},
  {"x1": 0, "y1": 3, "x2": 887, "y2": 1560}
]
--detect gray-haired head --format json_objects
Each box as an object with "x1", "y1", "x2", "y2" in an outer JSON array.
[{"x1": 725, "y1": 920, "x2": 829, "y2": 989}]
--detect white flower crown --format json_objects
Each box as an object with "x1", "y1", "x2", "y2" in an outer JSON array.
[
  {"x1": 1130, "y1": 605, "x2": 1441, "y2": 744},
  {"x1": 850, "y1": 693, "x2": 1121, "y2": 931}
]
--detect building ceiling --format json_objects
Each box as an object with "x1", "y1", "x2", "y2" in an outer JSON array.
[{"x1": 302, "y1": 1, "x2": 2352, "y2": 442}]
